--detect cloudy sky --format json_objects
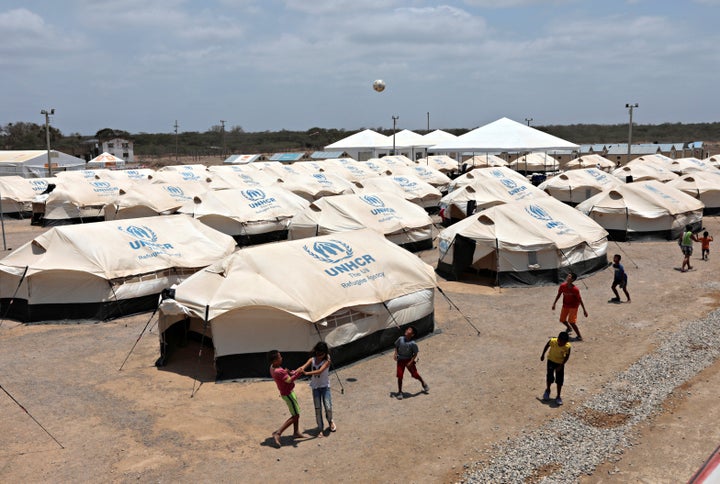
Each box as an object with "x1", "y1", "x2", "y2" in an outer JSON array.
[{"x1": 2, "y1": 0, "x2": 719, "y2": 135}]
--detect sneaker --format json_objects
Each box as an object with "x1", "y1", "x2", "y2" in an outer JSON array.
[
  {"x1": 555, "y1": 397, "x2": 563, "y2": 406},
  {"x1": 542, "y1": 390, "x2": 550, "y2": 401},
  {"x1": 396, "y1": 393, "x2": 403, "y2": 400},
  {"x1": 422, "y1": 383, "x2": 429, "y2": 393}
]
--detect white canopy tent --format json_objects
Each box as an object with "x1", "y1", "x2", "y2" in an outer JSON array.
[{"x1": 325, "y1": 129, "x2": 392, "y2": 161}]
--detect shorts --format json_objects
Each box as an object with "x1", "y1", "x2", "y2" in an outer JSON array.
[
  {"x1": 396, "y1": 359, "x2": 420, "y2": 379},
  {"x1": 681, "y1": 245, "x2": 693, "y2": 256},
  {"x1": 281, "y1": 391, "x2": 300, "y2": 417},
  {"x1": 559, "y1": 306, "x2": 578, "y2": 324},
  {"x1": 546, "y1": 360, "x2": 565, "y2": 386},
  {"x1": 612, "y1": 277, "x2": 627, "y2": 289}
]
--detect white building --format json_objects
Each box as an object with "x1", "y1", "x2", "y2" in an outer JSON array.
[{"x1": 101, "y1": 138, "x2": 134, "y2": 162}]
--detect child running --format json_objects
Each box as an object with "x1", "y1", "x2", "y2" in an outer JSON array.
[
  {"x1": 700, "y1": 231, "x2": 713, "y2": 261},
  {"x1": 268, "y1": 350, "x2": 306, "y2": 448},
  {"x1": 394, "y1": 326, "x2": 429, "y2": 399},
  {"x1": 551, "y1": 272, "x2": 588, "y2": 341},
  {"x1": 299, "y1": 341, "x2": 336, "y2": 437},
  {"x1": 540, "y1": 331, "x2": 572, "y2": 406},
  {"x1": 610, "y1": 254, "x2": 631, "y2": 303}
]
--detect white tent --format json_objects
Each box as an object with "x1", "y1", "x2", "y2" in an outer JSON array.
[
  {"x1": 0, "y1": 215, "x2": 236, "y2": 322},
  {"x1": 104, "y1": 184, "x2": 185, "y2": 220},
  {"x1": 423, "y1": 129, "x2": 458, "y2": 149},
  {"x1": 667, "y1": 158, "x2": 720, "y2": 176},
  {"x1": 447, "y1": 165, "x2": 532, "y2": 193},
  {"x1": 430, "y1": 118, "x2": 580, "y2": 152},
  {"x1": 509, "y1": 152, "x2": 560, "y2": 173},
  {"x1": 178, "y1": 186, "x2": 310, "y2": 246},
  {"x1": 416, "y1": 155, "x2": 460, "y2": 174},
  {"x1": 156, "y1": 229, "x2": 437, "y2": 378},
  {"x1": 0, "y1": 176, "x2": 53, "y2": 214},
  {"x1": 538, "y1": 168, "x2": 623, "y2": 205},
  {"x1": 440, "y1": 167, "x2": 548, "y2": 223},
  {"x1": 274, "y1": 172, "x2": 355, "y2": 202},
  {"x1": 462, "y1": 154, "x2": 508, "y2": 170},
  {"x1": 576, "y1": 180, "x2": 704, "y2": 240},
  {"x1": 379, "y1": 130, "x2": 434, "y2": 160},
  {"x1": 102, "y1": 168, "x2": 156, "y2": 181},
  {"x1": 612, "y1": 164, "x2": 678, "y2": 183},
  {"x1": 36, "y1": 177, "x2": 132, "y2": 226},
  {"x1": 666, "y1": 172, "x2": 720, "y2": 214},
  {"x1": 0, "y1": 150, "x2": 86, "y2": 177},
  {"x1": 288, "y1": 192, "x2": 435, "y2": 252},
  {"x1": 86, "y1": 152, "x2": 126, "y2": 169},
  {"x1": 563, "y1": 154, "x2": 616, "y2": 172},
  {"x1": 325, "y1": 129, "x2": 392, "y2": 161},
  {"x1": 436, "y1": 197, "x2": 608, "y2": 286},
  {"x1": 385, "y1": 165, "x2": 452, "y2": 193},
  {"x1": 352, "y1": 175, "x2": 442, "y2": 210}
]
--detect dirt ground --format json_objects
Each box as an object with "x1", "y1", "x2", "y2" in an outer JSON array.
[{"x1": 1, "y1": 215, "x2": 720, "y2": 483}]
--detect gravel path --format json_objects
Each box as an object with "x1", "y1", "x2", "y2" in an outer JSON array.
[{"x1": 461, "y1": 306, "x2": 720, "y2": 483}]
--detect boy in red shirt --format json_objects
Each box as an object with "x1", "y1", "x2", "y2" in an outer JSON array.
[
  {"x1": 700, "y1": 231, "x2": 713, "y2": 261},
  {"x1": 551, "y1": 272, "x2": 588, "y2": 341},
  {"x1": 268, "y1": 350, "x2": 306, "y2": 447}
]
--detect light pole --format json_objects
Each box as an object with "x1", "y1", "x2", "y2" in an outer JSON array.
[
  {"x1": 392, "y1": 115, "x2": 399, "y2": 155},
  {"x1": 625, "y1": 103, "x2": 638, "y2": 164},
  {"x1": 174, "y1": 120, "x2": 179, "y2": 163},
  {"x1": 220, "y1": 120, "x2": 226, "y2": 157},
  {"x1": 525, "y1": 117, "x2": 533, "y2": 126},
  {"x1": 40, "y1": 109, "x2": 55, "y2": 176},
  {"x1": 427, "y1": 112, "x2": 430, "y2": 132}
]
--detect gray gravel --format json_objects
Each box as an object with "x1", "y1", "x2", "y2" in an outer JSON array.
[{"x1": 460, "y1": 308, "x2": 720, "y2": 483}]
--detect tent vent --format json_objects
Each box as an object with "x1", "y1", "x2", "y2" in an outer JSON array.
[
  {"x1": 477, "y1": 215, "x2": 494, "y2": 226},
  {"x1": 609, "y1": 190, "x2": 623, "y2": 200}
]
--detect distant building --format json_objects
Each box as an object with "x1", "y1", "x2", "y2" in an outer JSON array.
[{"x1": 101, "y1": 138, "x2": 134, "y2": 162}]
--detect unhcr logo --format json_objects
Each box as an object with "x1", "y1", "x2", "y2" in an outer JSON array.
[
  {"x1": 525, "y1": 204, "x2": 571, "y2": 233},
  {"x1": 303, "y1": 239, "x2": 377, "y2": 277},
  {"x1": 163, "y1": 185, "x2": 189, "y2": 199},
  {"x1": 120, "y1": 224, "x2": 175, "y2": 252},
  {"x1": 91, "y1": 181, "x2": 115, "y2": 193},
  {"x1": 181, "y1": 172, "x2": 200, "y2": 181},
  {"x1": 500, "y1": 178, "x2": 517, "y2": 189},
  {"x1": 30, "y1": 180, "x2": 48, "y2": 192},
  {"x1": 490, "y1": 169, "x2": 504, "y2": 178},
  {"x1": 242, "y1": 188, "x2": 276, "y2": 209},
  {"x1": 360, "y1": 194, "x2": 384, "y2": 208},
  {"x1": 393, "y1": 176, "x2": 415, "y2": 188}
]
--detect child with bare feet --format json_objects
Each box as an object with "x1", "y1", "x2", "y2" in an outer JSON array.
[
  {"x1": 610, "y1": 254, "x2": 631, "y2": 303},
  {"x1": 551, "y1": 272, "x2": 588, "y2": 341},
  {"x1": 268, "y1": 350, "x2": 306, "y2": 447}
]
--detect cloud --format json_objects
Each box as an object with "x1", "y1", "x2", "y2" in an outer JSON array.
[
  {"x1": 0, "y1": 8, "x2": 87, "y2": 64},
  {"x1": 283, "y1": 0, "x2": 402, "y2": 14},
  {"x1": 462, "y1": 0, "x2": 573, "y2": 7}
]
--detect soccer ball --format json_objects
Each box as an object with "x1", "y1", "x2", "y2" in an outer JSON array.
[{"x1": 373, "y1": 79, "x2": 386, "y2": 92}]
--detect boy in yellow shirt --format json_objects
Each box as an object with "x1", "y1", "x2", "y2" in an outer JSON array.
[{"x1": 540, "y1": 331, "x2": 571, "y2": 406}]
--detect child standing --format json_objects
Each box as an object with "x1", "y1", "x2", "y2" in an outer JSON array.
[
  {"x1": 299, "y1": 342, "x2": 336, "y2": 437},
  {"x1": 268, "y1": 350, "x2": 306, "y2": 448},
  {"x1": 540, "y1": 331, "x2": 572, "y2": 406},
  {"x1": 551, "y1": 272, "x2": 588, "y2": 341},
  {"x1": 700, "y1": 231, "x2": 713, "y2": 261},
  {"x1": 610, "y1": 254, "x2": 631, "y2": 303},
  {"x1": 394, "y1": 326, "x2": 429, "y2": 399}
]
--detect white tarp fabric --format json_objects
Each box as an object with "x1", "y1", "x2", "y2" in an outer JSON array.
[
  {"x1": 378, "y1": 129, "x2": 434, "y2": 149},
  {"x1": 55, "y1": 169, "x2": 113, "y2": 181},
  {"x1": 274, "y1": 172, "x2": 356, "y2": 202},
  {"x1": 0, "y1": 215, "x2": 236, "y2": 321},
  {"x1": 315, "y1": 161, "x2": 377, "y2": 183},
  {"x1": 448, "y1": 166, "x2": 529, "y2": 192},
  {"x1": 628, "y1": 154, "x2": 674, "y2": 169},
  {"x1": 178, "y1": 186, "x2": 309, "y2": 238},
  {"x1": 207, "y1": 165, "x2": 280, "y2": 189},
  {"x1": 102, "y1": 169, "x2": 156, "y2": 181},
  {"x1": 416, "y1": 155, "x2": 459, "y2": 174},
  {"x1": 463, "y1": 154, "x2": 508, "y2": 169},
  {"x1": 668, "y1": 158, "x2": 720, "y2": 175},
  {"x1": 149, "y1": 170, "x2": 213, "y2": 185},
  {"x1": 509, "y1": 152, "x2": 560, "y2": 172},
  {"x1": 41, "y1": 177, "x2": 132, "y2": 222},
  {"x1": 152, "y1": 181, "x2": 213, "y2": 204},
  {"x1": 437, "y1": 197, "x2": 608, "y2": 283},
  {"x1": 423, "y1": 129, "x2": 458, "y2": 148},
  {"x1": 612, "y1": 163, "x2": 678, "y2": 183},
  {"x1": 429, "y1": 117, "x2": 580, "y2": 152},
  {"x1": 352, "y1": 175, "x2": 442, "y2": 209},
  {"x1": 440, "y1": 167, "x2": 548, "y2": 220},
  {"x1": 157, "y1": 164, "x2": 209, "y2": 175},
  {"x1": 0, "y1": 176, "x2": 50, "y2": 213},
  {"x1": 385, "y1": 165, "x2": 451, "y2": 192},
  {"x1": 159, "y1": 228, "x2": 437, "y2": 326},
  {"x1": 0, "y1": 150, "x2": 86, "y2": 177},
  {"x1": 325, "y1": 129, "x2": 391, "y2": 150},
  {"x1": 666, "y1": 172, "x2": 720, "y2": 213},
  {"x1": 288, "y1": 192, "x2": 434, "y2": 248},
  {"x1": 104, "y1": 184, "x2": 185, "y2": 220},
  {"x1": 576, "y1": 180, "x2": 704, "y2": 238},
  {"x1": 564, "y1": 154, "x2": 616, "y2": 172},
  {"x1": 539, "y1": 168, "x2": 623, "y2": 204}
]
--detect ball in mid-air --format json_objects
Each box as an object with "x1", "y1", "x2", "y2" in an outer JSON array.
[{"x1": 373, "y1": 79, "x2": 386, "y2": 92}]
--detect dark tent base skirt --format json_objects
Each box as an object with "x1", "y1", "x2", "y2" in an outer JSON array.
[
  {"x1": 233, "y1": 229, "x2": 288, "y2": 247},
  {"x1": 399, "y1": 238, "x2": 433, "y2": 253},
  {"x1": 157, "y1": 313, "x2": 434, "y2": 379},
  {"x1": 437, "y1": 254, "x2": 608, "y2": 287},
  {"x1": 0, "y1": 293, "x2": 160, "y2": 323}
]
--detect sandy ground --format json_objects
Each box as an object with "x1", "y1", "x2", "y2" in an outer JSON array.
[{"x1": 1, "y1": 216, "x2": 720, "y2": 483}]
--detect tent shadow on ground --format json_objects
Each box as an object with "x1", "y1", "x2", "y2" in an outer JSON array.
[{"x1": 155, "y1": 337, "x2": 217, "y2": 383}]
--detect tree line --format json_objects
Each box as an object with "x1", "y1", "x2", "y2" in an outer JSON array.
[{"x1": 2, "y1": 121, "x2": 719, "y2": 159}]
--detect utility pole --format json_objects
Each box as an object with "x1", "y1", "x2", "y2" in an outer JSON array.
[
  {"x1": 40, "y1": 109, "x2": 55, "y2": 176},
  {"x1": 220, "y1": 120, "x2": 226, "y2": 157},
  {"x1": 174, "y1": 120, "x2": 179, "y2": 163},
  {"x1": 392, "y1": 115, "x2": 399, "y2": 155},
  {"x1": 625, "y1": 103, "x2": 639, "y2": 164},
  {"x1": 427, "y1": 112, "x2": 430, "y2": 132},
  {"x1": 525, "y1": 117, "x2": 533, "y2": 126}
]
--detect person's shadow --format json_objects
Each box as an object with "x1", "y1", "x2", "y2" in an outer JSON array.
[
  {"x1": 535, "y1": 396, "x2": 562, "y2": 408},
  {"x1": 260, "y1": 431, "x2": 313, "y2": 449},
  {"x1": 390, "y1": 391, "x2": 425, "y2": 400}
]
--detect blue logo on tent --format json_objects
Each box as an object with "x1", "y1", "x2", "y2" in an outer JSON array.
[
  {"x1": 124, "y1": 225, "x2": 158, "y2": 242},
  {"x1": 242, "y1": 189, "x2": 266, "y2": 201},
  {"x1": 312, "y1": 173, "x2": 327, "y2": 181},
  {"x1": 181, "y1": 172, "x2": 200, "y2": 181},
  {"x1": 490, "y1": 169, "x2": 504, "y2": 178},
  {"x1": 360, "y1": 195, "x2": 384, "y2": 208},
  {"x1": 304, "y1": 240, "x2": 354, "y2": 263},
  {"x1": 120, "y1": 224, "x2": 175, "y2": 252},
  {"x1": 92, "y1": 181, "x2": 111, "y2": 189},
  {"x1": 393, "y1": 177, "x2": 415, "y2": 188},
  {"x1": 501, "y1": 178, "x2": 517, "y2": 189},
  {"x1": 30, "y1": 180, "x2": 48, "y2": 192},
  {"x1": 526, "y1": 204, "x2": 552, "y2": 221},
  {"x1": 163, "y1": 185, "x2": 185, "y2": 197}
]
